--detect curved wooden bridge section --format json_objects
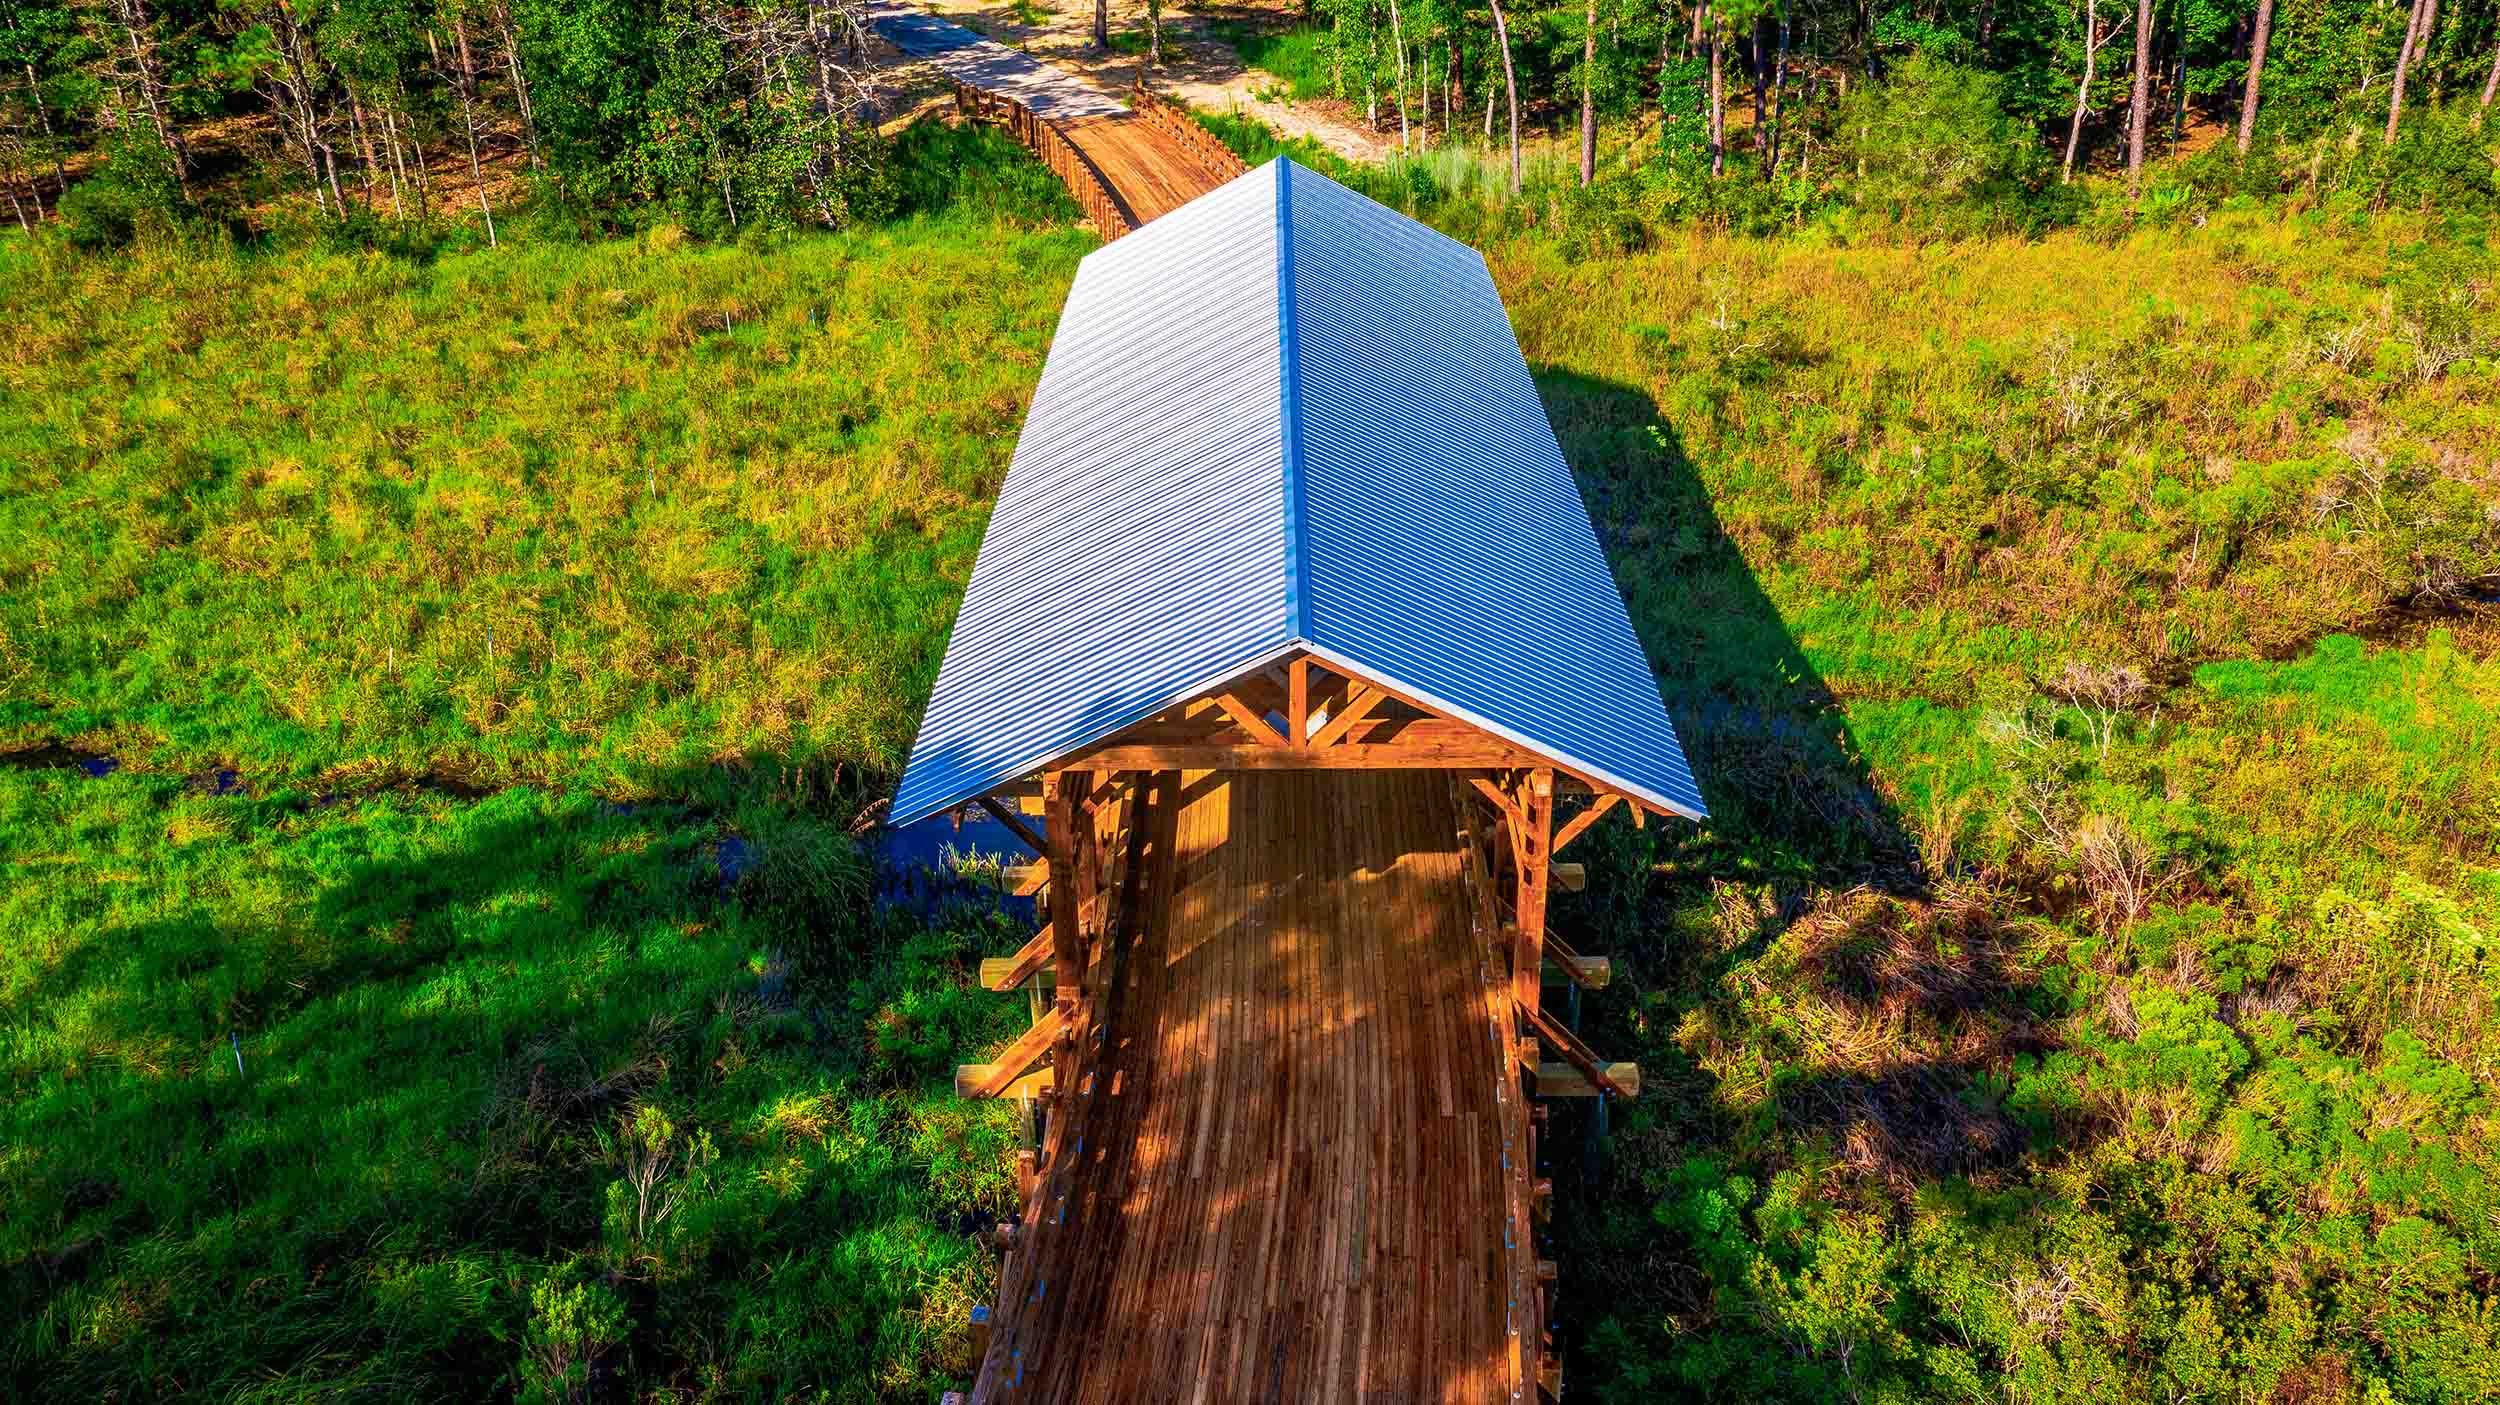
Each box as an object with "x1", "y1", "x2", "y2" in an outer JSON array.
[{"x1": 870, "y1": 3, "x2": 1246, "y2": 239}]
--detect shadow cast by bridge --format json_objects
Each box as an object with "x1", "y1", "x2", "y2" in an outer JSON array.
[{"x1": 1524, "y1": 368, "x2": 2075, "y2": 1386}]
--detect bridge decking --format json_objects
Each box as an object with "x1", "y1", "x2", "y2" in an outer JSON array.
[
  {"x1": 1054, "y1": 114, "x2": 1241, "y2": 226},
  {"x1": 869, "y1": 2, "x2": 1242, "y2": 233},
  {"x1": 973, "y1": 771, "x2": 1531, "y2": 1403}
]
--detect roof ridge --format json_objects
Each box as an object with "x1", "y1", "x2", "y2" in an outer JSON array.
[{"x1": 1275, "y1": 158, "x2": 1312, "y2": 642}]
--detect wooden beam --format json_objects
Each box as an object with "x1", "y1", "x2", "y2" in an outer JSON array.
[
  {"x1": 1307, "y1": 684, "x2": 1388, "y2": 748},
  {"x1": 1539, "y1": 952, "x2": 1611, "y2": 989},
  {"x1": 1512, "y1": 770, "x2": 1555, "y2": 1019},
  {"x1": 1133, "y1": 652, "x2": 1691, "y2": 820},
  {"x1": 1522, "y1": 999, "x2": 1637, "y2": 1099},
  {"x1": 1549, "y1": 862, "x2": 1585, "y2": 893},
  {"x1": 1065, "y1": 716, "x2": 1642, "y2": 790},
  {"x1": 1085, "y1": 773, "x2": 1127, "y2": 813},
  {"x1": 995, "y1": 863, "x2": 1049, "y2": 896},
  {"x1": 957, "y1": 1005, "x2": 1066, "y2": 1099},
  {"x1": 1469, "y1": 776, "x2": 1526, "y2": 832},
  {"x1": 1542, "y1": 929, "x2": 1609, "y2": 989},
  {"x1": 1306, "y1": 667, "x2": 1358, "y2": 731},
  {"x1": 1551, "y1": 794, "x2": 1621, "y2": 854},
  {"x1": 980, "y1": 927, "x2": 1055, "y2": 991},
  {"x1": 1288, "y1": 657, "x2": 1310, "y2": 745},
  {"x1": 953, "y1": 1065, "x2": 1056, "y2": 1100},
  {"x1": 1534, "y1": 1060, "x2": 1642, "y2": 1098},
  {"x1": 1073, "y1": 737, "x2": 1549, "y2": 772},
  {"x1": 986, "y1": 778, "x2": 1045, "y2": 813},
  {"x1": 1212, "y1": 691, "x2": 1288, "y2": 748},
  {"x1": 976, "y1": 795, "x2": 1048, "y2": 855}
]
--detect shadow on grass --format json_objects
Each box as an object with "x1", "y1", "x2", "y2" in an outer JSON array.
[
  {"x1": 1527, "y1": 368, "x2": 2075, "y2": 1378},
  {"x1": 1540, "y1": 367, "x2": 1917, "y2": 893},
  {"x1": 0, "y1": 772, "x2": 1021, "y2": 1399}
]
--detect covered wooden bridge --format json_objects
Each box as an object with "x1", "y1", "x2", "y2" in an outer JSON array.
[{"x1": 896, "y1": 160, "x2": 1704, "y2": 1403}]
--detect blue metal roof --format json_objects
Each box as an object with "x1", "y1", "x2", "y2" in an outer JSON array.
[{"x1": 890, "y1": 158, "x2": 1704, "y2": 825}]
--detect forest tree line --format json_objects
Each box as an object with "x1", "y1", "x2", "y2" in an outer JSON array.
[
  {"x1": 3, "y1": 0, "x2": 2497, "y2": 243},
  {"x1": 1276, "y1": 0, "x2": 2500, "y2": 214},
  {"x1": 0, "y1": 0, "x2": 897, "y2": 242}
]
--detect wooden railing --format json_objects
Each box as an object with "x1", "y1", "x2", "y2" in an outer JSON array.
[
  {"x1": 1130, "y1": 82, "x2": 1249, "y2": 181},
  {"x1": 951, "y1": 80, "x2": 1138, "y2": 241}
]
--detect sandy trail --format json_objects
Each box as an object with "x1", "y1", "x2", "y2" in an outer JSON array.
[{"x1": 898, "y1": 0, "x2": 1399, "y2": 162}]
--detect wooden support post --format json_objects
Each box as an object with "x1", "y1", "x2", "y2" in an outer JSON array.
[
  {"x1": 1043, "y1": 771, "x2": 1086, "y2": 1010},
  {"x1": 1288, "y1": 657, "x2": 1310, "y2": 744},
  {"x1": 1075, "y1": 774, "x2": 1107, "y2": 949},
  {"x1": 1511, "y1": 769, "x2": 1555, "y2": 1020},
  {"x1": 968, "y1": 1305, "x2": 993, "y2": 1364}
]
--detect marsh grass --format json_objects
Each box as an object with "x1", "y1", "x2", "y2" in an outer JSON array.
[{"x1": 0, "y1": 202, "x2": 1089, "y2": 799}]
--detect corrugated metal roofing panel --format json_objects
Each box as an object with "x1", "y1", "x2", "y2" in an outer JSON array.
[
  {"x1": 1280, "y1": 163, "x2": 1705, "y2": 820},
  {"x1": 891, "y1": 158, "x2": 1704, "y2": 826},
  {"x1": 888, "y1": 165, "x2": 1291, "y2": 825}
]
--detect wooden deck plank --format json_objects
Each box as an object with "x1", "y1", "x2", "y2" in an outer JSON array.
[{"x1": 969, "y1": 772, "x2": 1519, "y2": 1403}]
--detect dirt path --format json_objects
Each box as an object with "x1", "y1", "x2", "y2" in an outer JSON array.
[{"x1": 902, "y1": 0, "x2": 1398, "y2": 163}]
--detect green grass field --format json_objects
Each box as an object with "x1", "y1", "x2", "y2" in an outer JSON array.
[{"x1": 4, "y1": 131, "x2": 2497, "y2": 1400}]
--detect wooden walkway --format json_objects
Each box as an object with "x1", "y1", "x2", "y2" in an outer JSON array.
[
  {"x1": 971, "y1": 772, "x2": 1535, "y2": 1402},
  {"x1": 868, "y1": 3, "x2": 1247, "y2": 237}
]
